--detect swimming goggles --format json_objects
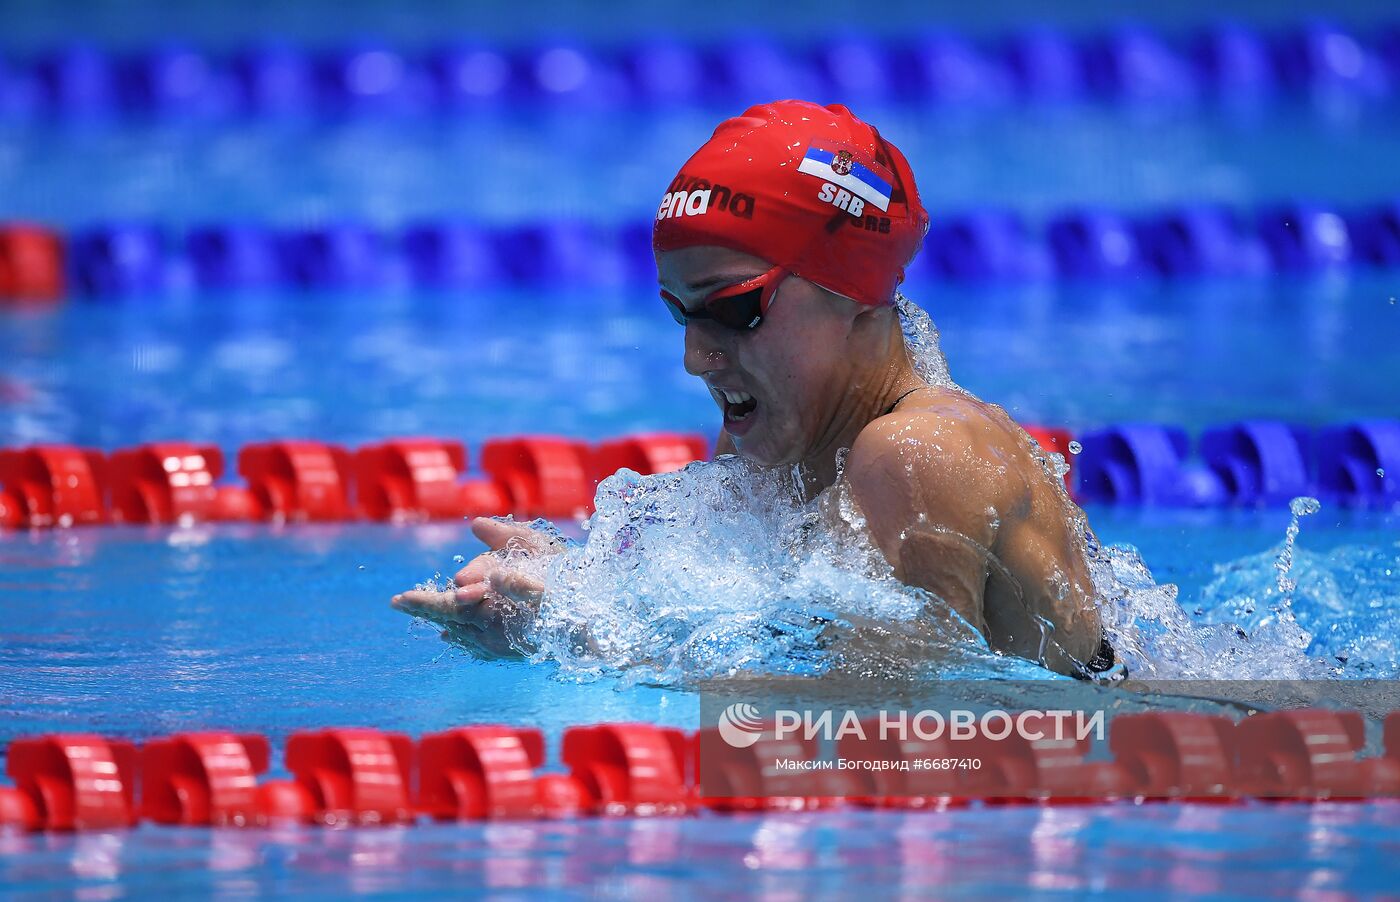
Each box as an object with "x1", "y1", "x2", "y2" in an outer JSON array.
[{"x1": 659, "y1": 265, "x2": 789, "y2": 331}]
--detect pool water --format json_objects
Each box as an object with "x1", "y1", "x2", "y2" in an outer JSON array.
[{"x1": 5, "y1": 0, "x2": 1400, "y2": 896}]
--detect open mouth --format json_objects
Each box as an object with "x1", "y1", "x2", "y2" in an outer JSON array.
[{"x1": 717, "y1": 388, "x2": 758, "y2": 425}]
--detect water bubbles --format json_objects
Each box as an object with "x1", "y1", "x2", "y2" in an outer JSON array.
[
  {"x1": 1289, "y1": 496, "x2": 1322, "y2": 517},
  {"x1": 1273, "y1": 497, "x2": 1320, "y2": 598},
  {"x1": 452, "y1": 554, "x2": 465, "y2": 565},
  {"x1": 1068, "y1": 441, "x2": 1082, "y2": 455},
  {"x1": 523, "y1": 456, "x2": 992, "y2": 685}
]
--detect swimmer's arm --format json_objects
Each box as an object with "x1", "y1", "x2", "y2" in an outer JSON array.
[{"x1": 842, "y1": 413, "x2": 1003, "y2": 635}]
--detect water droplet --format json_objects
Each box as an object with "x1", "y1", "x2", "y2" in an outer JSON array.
[
  {"x1": 1068, "y1": 441, "x2": 1082, "y2": 455},
  {"x1": 452, "y1": 554, "x2": 465, "y2": 565},
  {"x1": 357, "y1": 564, "x2": 366, "y2": 571},
  {"x1": 1378, "y1": 468, "x2": 1386, "y2": 478}
]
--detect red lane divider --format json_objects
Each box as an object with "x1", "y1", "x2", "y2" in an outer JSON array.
[
  {"x1": 5, "y1": 735, "x2": 139, "y2": 831},
  {"x1": 354, "y1": 438, "x2": 486, "y2": 522},
  {"x1": 837, "y1": 717, "x2": 969, "y2": 809},
  {"x1": 0, "y1": 224, "x2": 65, "y2": 305},
  {"x1": 0, "y1": 431, "x2": 710, "y2": 530},
  {"x1": 481, "y1": 436, "x2": 593, "y2": 520},
  {"x1": 963, "y1": 723, "x2": 1136, "y2": 804},
  {"x1": 107, "y1": 442, "x2": 256, "y2": 524},
  {"x1": 239, "y1": 441, "x2": 354, "y2": 522},
  {"x1": 1235, "y1": 709, "x2": 1400, "y2": 800},
  {"x1": 589, "y1": 434, "x2": 710, "y2": 487},
  {"x1": 695, "y1": 725, "x2": 859, "y2": 812},
  {"x1": 561, "y1": 723, "x2": 691, "y2": 816},
  {"x1": 0, "y1": 445, "x2": 107, "y2": 527},
  {"x1": 418, "y1": 725, "x2": 592, "y2": 820},
  {"x1": 1109, "y1": 712, "x2": 1237, "y2": 801},
  {"x1": 283, "y1": 729, "x2": 416, "y2": 826},
  {"x1": 141, "y1": 732, "x2": 271, "y2": 826},
  {"x1": 2, "y1": 710, "x2": 1400, "y2": 832}
]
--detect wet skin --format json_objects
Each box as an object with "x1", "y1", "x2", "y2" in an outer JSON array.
[{"x1": 395, "y1": 246, "x2": 1105, "y2": 674}]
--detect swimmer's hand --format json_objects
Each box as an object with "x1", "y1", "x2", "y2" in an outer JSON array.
[{"x1": 391, "y1": 517, "x2": 560, "y2": 659}]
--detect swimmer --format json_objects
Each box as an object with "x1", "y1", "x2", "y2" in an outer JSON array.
[{"x1": 394, "y1": 100, "x2": 1114, "y2": 678}]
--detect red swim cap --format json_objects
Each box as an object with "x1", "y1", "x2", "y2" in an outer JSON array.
[{"x1": 652, "y1": 99, "x2": 928, "y2": 306}]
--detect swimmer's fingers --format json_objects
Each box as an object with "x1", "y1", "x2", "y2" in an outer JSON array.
[
  {"x1": 392, "y1": 588, "x2": 502, "y2": 627},
  {"x1": 470, "y1": 517, "x2": 558, "y2": 555},
  {"x1": 454, "y1": 558, "x2": 545, "y2": 607}
]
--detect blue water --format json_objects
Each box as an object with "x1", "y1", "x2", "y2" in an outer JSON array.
[
  {"x1": 5, "y1": 1, "x2": 1400, "y2": 897},
  {"x1": 3, "y1": 804, "x2": 1399, "y2": 899}
]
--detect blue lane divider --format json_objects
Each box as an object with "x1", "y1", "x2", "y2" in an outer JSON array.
[
  {"x1": 2, "y1": 19, "x2": 1398, "y2": 119},
  {"x1": 49, "y1": 198, "x2": 1400, "y2": 297},
  {"x1": 1077, "y1": 420, "x2": 1400, "y2": 508}
]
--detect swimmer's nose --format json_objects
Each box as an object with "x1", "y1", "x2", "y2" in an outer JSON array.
[{"x1": 683, "y1": 322, "x2": 730, "y2": 377}]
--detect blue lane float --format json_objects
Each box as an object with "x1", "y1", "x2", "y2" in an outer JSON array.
[
  {"x1": 1081, "y1": 24, "x2": 1196, "y2": 104},
  {"x1": 918, "y1": 210, "x2": 1050, "y2": 281},
  {"x1": 1077, "y1": 424, "x2": 1226, "y2": 507},
  {"x1": 1190, "y1": 21, "x2": 1279, "y2": 99},
  {"x1": 1347, "y1": 201, "x2": 1400, "y2": 267},
  {"x1": 5, "y1": 20, "x2": 1400, "y2": 120},
  {"x1": 1256, "y1": 203, "x2": 1354, "y2": 272},
  {"x1": 1200, "y1": 421, "x2": 1313, "y2": 506},
  {"x1": 1272, "y1": 19, "x2": 1391, "y2": 97},
  {"x1": 1000, "y1": 26, "x2": 1084, "y2": 102},
  {"x1": 186, "y1": 224, "x2": 282, "y2": 291},
  {"x1": 117, "y1": 43, "x2": 224, "y2": 117},
  {"x1": 31, "y1": 43, "x2": 117, "y2": 117},
  {"x1": 427, "y1": 43, "x2": 513, "y2": 108},
  {"x1": 1134, "y1": 205, "x2": 1269, "y2": 278},
  {"x1": 41, "y1": 197, "x2": 1400, "y2": 298},
  {"x1": 400, "y1": 221, "x2": 503, "y2": 289},
  {"x1": 1046, "y1": 208, "x2": 1144, "y2": 280},
  {"x1": 813, "y1": 35, "x2": 897, "y2": 106},
  {"x1": 68, "y1": 223, "x2": 168, "y2": 297},
  {"x1": 1318, "y1": 421, "x2": 1400, "y2": 507},
  {"x1": 229, "y1": 42, "x2": 318, "y2": 116},
  {"x1": 1079, "y1": 420, "x2": 1400, "y2": 508},
  {"x1": 906, "y1": 31, "x2": 1010, "y2": 107},
  {"x1": 277, "y1": 224, "x2": 389, "y2": 290}
]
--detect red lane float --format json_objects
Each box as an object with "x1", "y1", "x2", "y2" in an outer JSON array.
[
  {"x1": 1235, "y1": 708, "x2": 1400, "y2": 800},
  {"x1": 418, "y1": 725, "x2": 586, "y2": 820},
  {"x1": 589, "y1": 433, "x2": 709, "y2": 486},
  {"x1": 141, "y1": 732, "x2": 271, "y2": 826},
  {"x1": 694, "y1": 726, "x2": 860, "y2": 812},
  {"x1": 6, "y1": 711, "x2": 1400, "y2": 832},
  {"x1": 237, "y1": 440, "x2": 353, "y2": 522},
  {"x1": 107, "y1": 442, "x2": 257, "y2": 524},
  {"x1": 4, "y1": 735, "x2": 139, "y2": 831},
  {"x1": 0, "y1": 223, "x2": 65, "y2": 304},
  {"x1": 0, "y1": 445, "x2": 107, "y2": 527},
  {"x1": 481, "y1": 436, "x2": 593, "y2": 519},
  {"x1": 561, "y1": 723, "x2": 691, "y2": 815},
  {"x1": 354, "y1": 438, "x2": 510, "y2": 521},
  {"x1": 283, "y1": 728, "x2": 416, "y2": 825},
  {"x1": 1109, "y1": 712, "x2": 1237, "y2": 800},
  {"x1": 962, "y1": 720, "x2": 1135, "y2": 804},
  {"x1": 834, "y1": 719, "x2": 974, "y2": 809}
]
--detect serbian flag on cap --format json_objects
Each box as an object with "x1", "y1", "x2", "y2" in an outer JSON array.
[{"x1": 797, "y1": 142, "x2": 894, "y2": 212}]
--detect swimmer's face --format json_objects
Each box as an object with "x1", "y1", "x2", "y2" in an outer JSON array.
[{"x1": 656, "y1": 246, "x2": 867, "y2": 467}]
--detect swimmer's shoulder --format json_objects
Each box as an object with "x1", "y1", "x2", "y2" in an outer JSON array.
[
  {"x1": 849, "y1": 387, "x2": 1032, "y2": 514},
  {"x1": 863, "y1": 386, "x2": 1025, "y2": 456}
]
